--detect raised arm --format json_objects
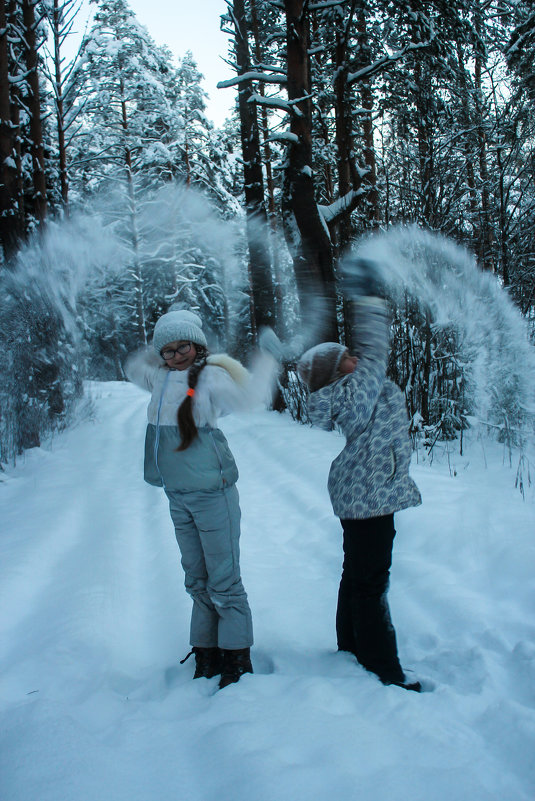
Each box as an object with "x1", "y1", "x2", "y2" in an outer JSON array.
[
  {"x1": 124, "y1": 347, "x2": 163, "y2": 392},
  {"x1": 204, "y1": 351, "x2": 279, "y2": 416},
  {"x1": 309, "y1": 298, "x2": 389, "y2": 438},
  {"x1": 332, "y1": 298, "x2": 389, "y2": 436}
]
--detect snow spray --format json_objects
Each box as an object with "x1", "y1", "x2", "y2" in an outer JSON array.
[
  {"x1": 4, "y1": 183, "x2": 245, "y2": 342},
  {"x1": 132, "y1": 183, "x2": 243, "y2": 345},
  {"x1": 5, "y1": 214, "x2": 126, "y2": 339},
  {"x1": 133, "y1": 183, "x2": 240, "y2": 278},
  {"x1": 350, "y1": 225, "x2": 535, "y2": 441},
  {"x1": 0, "y1": 185, "x2": 247, "y2": 462}
]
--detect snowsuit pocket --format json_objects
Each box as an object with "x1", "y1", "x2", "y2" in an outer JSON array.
[{"x1": 144, "y1": 424, "x2": 239, "y2": 491}]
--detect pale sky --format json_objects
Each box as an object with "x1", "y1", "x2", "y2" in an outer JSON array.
[{"x1": 75, "y1": 0, "x2": 237, "y2": 126}]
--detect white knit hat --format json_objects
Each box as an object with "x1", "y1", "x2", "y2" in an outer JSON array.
[{"x1": 152, "y1": 309, "x2": 207, "y2": 354}]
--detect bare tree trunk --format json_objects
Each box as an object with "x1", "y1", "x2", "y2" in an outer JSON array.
[
  {"x1": 456, "y1": 39, "x2": 479, "y2": 241},
  {"x1": 8, "y1": 0, "x2": 23, "y2": 236},
  {"x1": 233, "y1": 0, "x2": 276, "y2": 333},
  {"x1": 474, "y1": 1, "x2": 495, "y2": 272},
  {"x1": 356, "y1": 3, "x2": 379, "y2": 226},
  {"x1": 410, "y1": 5, "x2": 434, "y2": 226},
  {"x1": 284, "y1": 0, "x2": 337, "y2": 342},
  {"x1": 249, "y1": 0, "x2": 284, "y2": 334},
  {"x1": 334, "y1": 20, "x2": 354, "y2": 252},
  {"x1": 21, "y1": 0, "x2": 47, "y2": 222},
  {"x1": 333, "y1": 5, "x2": 359, "y2": 351},
  {"x1": 421, "y1": 310, "x2": 432, "y2": 424},
  {"x1": 51, "y1": 0, "x2": 68, "y2": 206},
  {"x1": 0, "y1": 0, "x2": 20, "y2": 258},
  {"x1": 334, "y1": 27, "x2": 353, "y2": 203},
  {"x1": 120, "y1": 75, "x2": 146, "y2": 343},
  {"x1": 184, "y1": 137, "x2": 191, "y2": 186},
  {"x1": 495, "y1": 141, "x2": 510, "y2": 286}
]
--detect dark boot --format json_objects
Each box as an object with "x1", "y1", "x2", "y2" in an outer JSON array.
[
  {"x1": 219, "y1": 648, "x2": 253, "y2": 689},
  {"x1": 180, "y1": 647, "x2": 222, "y2": 679},
  {"x1": 351, "y1": 593, "x2": 406, "y2": 685},
  {"x1": 382, "y1": 678, "x2": 422, "y2": 692}
]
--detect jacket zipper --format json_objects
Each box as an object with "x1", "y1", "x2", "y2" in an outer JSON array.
[{"x1": 154, "y1": 370, "x2": 171, "y2": 489}]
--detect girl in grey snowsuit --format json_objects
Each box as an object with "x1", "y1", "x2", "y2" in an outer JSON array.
[
  {"x1": 297, "y1": 291, "x2": 422, "y2": 691},
  {"x1": 126, "y1": 309, "x2": 276, "y2": 688}
]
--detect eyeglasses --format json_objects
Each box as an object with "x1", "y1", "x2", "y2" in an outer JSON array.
[{"x1": 161, "y1": 343, "x2": 193, "y2": 360}]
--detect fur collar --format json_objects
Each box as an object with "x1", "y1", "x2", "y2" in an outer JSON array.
[{"x1": 206, "y1": 353, "x2": 249, "y2": 386}]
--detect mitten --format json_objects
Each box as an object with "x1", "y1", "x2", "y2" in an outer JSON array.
[
  {"x1": 340, "y1": 256, "x2": 387, "y2": 299},
  {"x1": 258, "y1": 327, "x2": 284, "y2": 362}
]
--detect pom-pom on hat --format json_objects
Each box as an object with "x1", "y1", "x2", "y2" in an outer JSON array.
[
  {"x1": 152, "y1": 309, "x2": 207, "y2": 354},
  {"x1": 297, "y1": 342, "x2": 347, "y2": 393}
]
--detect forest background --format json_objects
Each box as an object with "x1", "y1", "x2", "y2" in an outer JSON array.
[{"x1": 0, "y1": 0, "x2": 534, "y2": 465}]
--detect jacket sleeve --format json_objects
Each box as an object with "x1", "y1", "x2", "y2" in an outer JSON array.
[
  {"x1": 124, "y1": 348, "x2": 163, "y2": 392},
  {"x1": 205, "y1": 352, "x2": 279, "y2": 416},
  {"x1": 309, "y1": 298, "x2": 389, "y2": 439}
]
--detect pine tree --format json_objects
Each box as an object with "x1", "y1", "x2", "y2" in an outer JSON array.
[
  {"x1": 0, "y1": 0, "x2": 50, "y2": 259},
  {"x1": 22, "y1": 0, "x2": 48, "y2": 223},
  {"x1": 68, "y1": 0, "x2": 185, "y2": 339},
  {"x1": 0, "y1": 0, "x2": 21, "y2": 257},
  {"x1": 219, "y1": 0, "x2": 277, "y2": 334},
  {"x1": 42, "y1": 0, "x2": 87, "y2": 209}
]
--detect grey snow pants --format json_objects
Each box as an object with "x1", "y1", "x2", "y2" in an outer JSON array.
[{"x1": 165, "y1": 484, "x2": 254, "y2": 650}]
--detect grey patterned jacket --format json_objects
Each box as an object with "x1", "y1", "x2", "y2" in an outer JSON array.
[{"x1": 308, "y1": 298, "x2": 422, "y2": 520}]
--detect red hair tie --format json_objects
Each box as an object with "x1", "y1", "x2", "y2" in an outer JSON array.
[{"x1": 186, "y1": 388, "x2": 195, "y2": 397}]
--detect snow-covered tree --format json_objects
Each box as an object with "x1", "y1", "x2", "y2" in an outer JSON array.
[
  {"x1": 219, "y1": 0, "x2": 278, "y2": 333},
  {"x1": 0, "y1": 0, "x2": 50, "y2": 260}
]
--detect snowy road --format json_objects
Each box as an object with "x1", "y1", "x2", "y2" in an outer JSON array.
[{"x1": 1, "y1": 381, "x2": 535, "y2": 801}]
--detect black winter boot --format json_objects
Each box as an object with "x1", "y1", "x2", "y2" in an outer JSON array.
[
  {"x1": 219, "y1": 648, "x2": 253, "y2": 689},
  {"x1": 180, "y1": 647, "x2": 222, "y2": 679},
  {"x1": 384, "y1": 678, "x2": 422, "y2": 692}
]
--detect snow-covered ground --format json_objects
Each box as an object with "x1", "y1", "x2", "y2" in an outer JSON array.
[{"x1": 1, "y1": 381, "x2": 534, "y2": 801}]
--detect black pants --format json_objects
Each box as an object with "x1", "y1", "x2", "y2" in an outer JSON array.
[{"x1": 336, "y1": 514, "x2": 405, "y2": 684}]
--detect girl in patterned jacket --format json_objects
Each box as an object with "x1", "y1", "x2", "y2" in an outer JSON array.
[
  {"x1": 297, "y1": 269, "x2": 422, "y2": 691},
  {"x1": 126, "y1": 308, "x2": 277, "y2": 689}
]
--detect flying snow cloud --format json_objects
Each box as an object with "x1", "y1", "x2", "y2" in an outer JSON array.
[{"x1": 349, "y1": 225, "x2": 535, "y2": 433}]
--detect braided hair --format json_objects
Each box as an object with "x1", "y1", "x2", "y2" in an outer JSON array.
[{"x1": 176, "y1": 346, "x2": 208, "y2": 451}]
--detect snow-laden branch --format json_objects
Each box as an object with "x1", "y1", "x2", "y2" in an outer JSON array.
[
  {"x1": 254, "y1": 61, "x2": 287, "y2": 73},
  {"x1": 247, "y1": 93, "x2": 312, "y2": 117},
  {"x1": 318, "y1": 188, "x2": 364, "y2": 224},
  {"x1": 309, "y1": 0, "x2": 352, "y2": 10},
  {"x1": 265, "y1": 131, "x2": 300, "y2": 144},
  {"x1": 8, "y1": 68, "x2": 33, "y2": 85},
  {"x1": 217, "y1": 71, "x2": 287, "y2": 89},
  {"x1": 347, "y1": 38, "x2": 435, "y2": 84}
]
